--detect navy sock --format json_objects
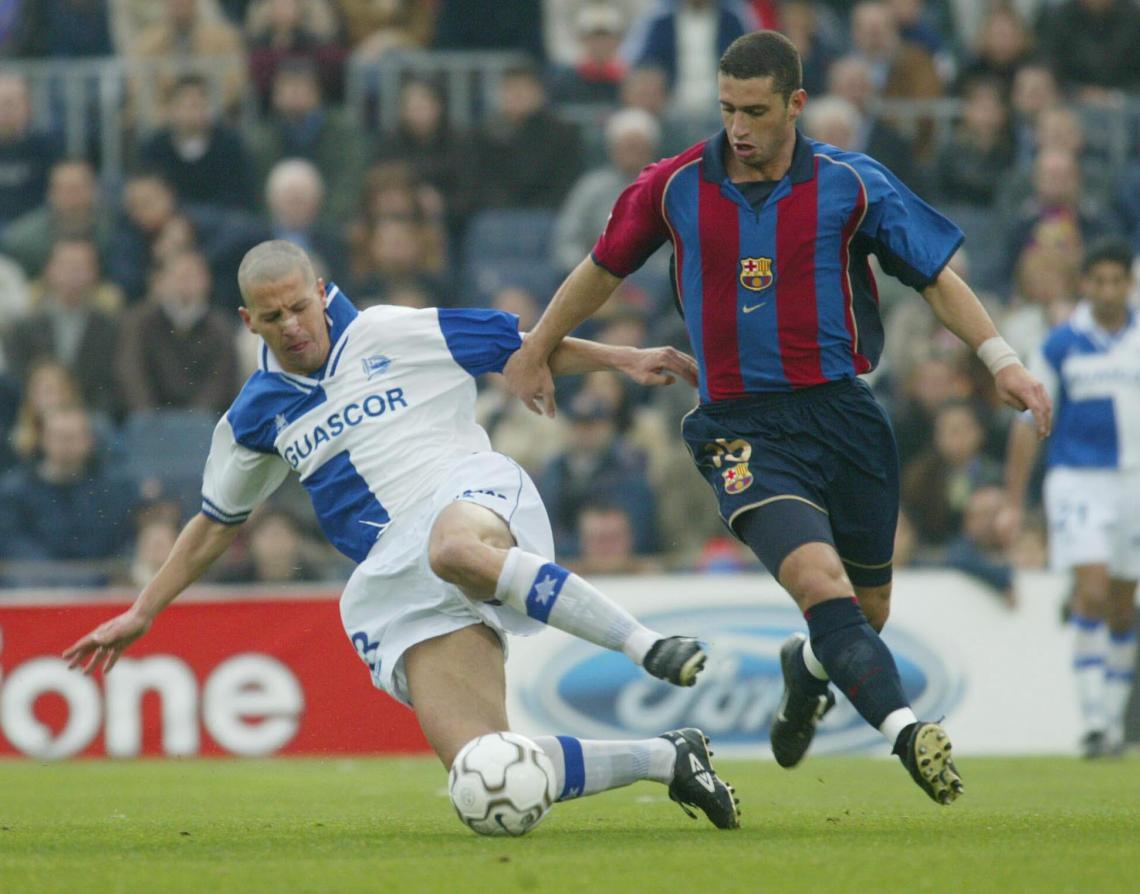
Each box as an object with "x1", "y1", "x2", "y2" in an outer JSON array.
[{"x1": 806, "y1": 597, "x2": 909, "y2": 730}]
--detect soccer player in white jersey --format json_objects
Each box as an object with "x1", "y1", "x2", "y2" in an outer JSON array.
[
  {"x1": 64, "y1": 241, "x2": 741, "y2": 828},
  {"x1": 1006, "y1": 239, "x2": 1139, "y2": 757}
]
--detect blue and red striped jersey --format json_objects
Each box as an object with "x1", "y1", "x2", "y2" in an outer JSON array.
[{"x1": 591, "y1": 131, "x2": 964, "y2": 402}]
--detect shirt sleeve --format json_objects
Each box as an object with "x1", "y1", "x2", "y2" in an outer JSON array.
[
  {"x1": 590, "y1": 160, "x2": 672, "y2": 278},
  {"x1": 854, "y1": 155, "x2": 964, "y2": 290},
  {"x1": 200, "y1": 415, "x2": 290, "y2": 525},
  {"x1": 437, "y1": 308, "x2": 522, "y2": 376}
]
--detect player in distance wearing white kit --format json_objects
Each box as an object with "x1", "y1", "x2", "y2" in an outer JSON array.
[
  {"x1": 63, "y1": 240, "x2": 740, "y2": 828},
  {"x1": 1006, "y1": 238, "x2": 1139, "y2": 758}
]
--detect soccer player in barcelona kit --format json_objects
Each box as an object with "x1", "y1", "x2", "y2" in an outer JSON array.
[
  {"x1": 64, "y1": 241, "x2": 740, "y2": 830},
  {"x1": 506, "y1": 31, "x2": 1052, "y2": 803},
  {"x1": 1006, "y1": 239, "x2": 1139, "y2": 758}
]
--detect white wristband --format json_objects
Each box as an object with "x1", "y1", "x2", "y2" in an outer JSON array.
[{"x1": 976, "y1": 337, "x2": 1020, "y2": 375}]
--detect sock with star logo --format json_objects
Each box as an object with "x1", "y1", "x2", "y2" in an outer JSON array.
[{"x1": 493, "y1": 547, "x2": 659, "y2": 663}]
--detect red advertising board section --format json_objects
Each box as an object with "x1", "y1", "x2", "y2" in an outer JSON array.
[{"x1": 0, "y1": 593, "x2": 431, "y2": 758}]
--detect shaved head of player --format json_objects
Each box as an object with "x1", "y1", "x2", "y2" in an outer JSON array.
[{"x1": 237, "y1": 240, "x2": 331, "y2": 375}]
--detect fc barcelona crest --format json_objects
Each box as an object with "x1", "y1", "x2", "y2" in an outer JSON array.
[
  {"x1": 723, "y1": 462, "x2": 754, "y2": 494},
  {"x1": 740, "y1": 257, "x2": 774, "y2": 291}
]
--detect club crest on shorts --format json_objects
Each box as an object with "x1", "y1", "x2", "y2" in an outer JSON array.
[
  {"x1": 739, "y1": 257, "x2": 774, "y2": 291},
  {"x1": 722, "y1": 462, "x2": 753, "y2": 494}
]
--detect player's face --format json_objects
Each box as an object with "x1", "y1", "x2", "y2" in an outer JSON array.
[
  {"x1": 1083, "y1": 261, "x2": 1132, "y2": 324},
  {"x1": 239, "y1": 269, "x2": 331, "y2": 375},
  {"x1": 718, "y1": 74, "x2": 805, "y2": 177}
]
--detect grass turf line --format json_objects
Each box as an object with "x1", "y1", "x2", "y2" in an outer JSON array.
[{"x1": 0, "y1": 756, "x2": 1137, "y2": 894}]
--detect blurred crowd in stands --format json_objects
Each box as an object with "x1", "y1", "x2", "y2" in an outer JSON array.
[{"x1": 0, "y1": 0, "x2": 1137, "y2": 596}]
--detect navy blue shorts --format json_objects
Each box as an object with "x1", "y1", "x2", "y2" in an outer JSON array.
[{"x1": 681, "y1": 379, "x2": 899, "y2": 587}]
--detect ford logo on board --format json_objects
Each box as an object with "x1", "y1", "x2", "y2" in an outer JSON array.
[{"x1": 518, "y1": 605, "x2": 963, "y2": 756}]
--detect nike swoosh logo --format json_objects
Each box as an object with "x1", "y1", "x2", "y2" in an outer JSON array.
[
  {"x1": 742, "y1": 302, "x2": 768, "y2": 313},
  {"x1": 359, "y1": 520, "x2": 389, "y2": 531}
]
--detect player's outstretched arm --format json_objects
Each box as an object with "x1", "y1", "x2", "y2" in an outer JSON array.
[
  {"x1": 63, "y1": 513, "x2": 242, "y2": 675},
  {"x1": 921, "y1": 266, "x2": 1052, "y2": 438},
  {"x1": 503, "y1": 256, "x2": 623, "y2": 417},
  {"x1": 547, "y1": 336, "x2": 698, "y2": 388}
]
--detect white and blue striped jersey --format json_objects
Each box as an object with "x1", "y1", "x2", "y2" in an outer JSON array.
[
  {"x1": 1030, "y1": 302, "x2": 1140, "y2": 470},
  {"x1": 200, "y1": 284, "x2": 523, "y2": 562}
]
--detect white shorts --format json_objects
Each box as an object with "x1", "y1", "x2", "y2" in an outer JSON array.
[
  {"x1": 339, "y1": 451, "x2": 553, "y2": 707},
  {"x1": 1044, "y1": 467, "x2": 1140, "y2": 578}
]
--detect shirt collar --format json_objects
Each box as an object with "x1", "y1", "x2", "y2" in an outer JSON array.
[{"x1": 701, "y1": 129, "x2": 815, "y2": 185}]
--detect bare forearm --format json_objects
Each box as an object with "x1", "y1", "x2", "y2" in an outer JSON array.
[
  {"x1": 133, "y1": 513, "x2": 241, "y2": 620},
  {"x1": 1005, "y1": 420, "x2": 1040, "y2": 508},
  {"x1": 548, "y1": 337, "x2": 636, "y2": 377},
  {"x1": 921, "y1": 267, "x2": 1001, "y2": 352},
  {"x1": 527, "y1": 257, "x2": 623, "y2": 356}
]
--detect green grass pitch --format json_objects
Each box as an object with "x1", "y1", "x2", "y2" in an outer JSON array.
[{"x1": 1, "y1": 756, "x2": 1137, "y2": 894}]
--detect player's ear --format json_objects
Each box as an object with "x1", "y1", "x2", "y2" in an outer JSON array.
[
  {"x1": 316, "y1": 276, "x2": 327, "y2": 305},
  {"x1": 237, "y1": 305, "x2": 254, "y2": 333}
]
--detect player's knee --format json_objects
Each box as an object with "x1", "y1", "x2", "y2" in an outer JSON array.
[{"x1": 779, "y1": 544, "x2": 852, "y2": 608}]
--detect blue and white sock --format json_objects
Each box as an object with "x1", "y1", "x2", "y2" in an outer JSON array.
[
  {"x1": 532, "y1": 735, "x2": 676, "y2": 800},
  {"x1": 1071, "y1": 613, "x2": 1107, "y2": 734},
  {"x1": 494, "y1": 547, "x2": 659, "y2": 663},
  {"x1": 1105, "y1": 628, "x2": 1136, "y2": 742}
]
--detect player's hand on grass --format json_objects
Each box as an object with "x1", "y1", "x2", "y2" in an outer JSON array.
[
  {"x1": 620, "y1": 346, "x2": 699, "y2": 388},
  {"x1": 503, "y1": 340, "x2": 557, "y2": 417},
  {"x1": 995, "y1": 364, "x2": 1052, "y2": 440},
  {"x1": 63, "y1": 607, "x2": 153, "y2": 675}
]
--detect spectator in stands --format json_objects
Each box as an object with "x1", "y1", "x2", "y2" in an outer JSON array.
[
  {"x1": 130, "y1": 0, "x2": 248, "y2": 116},
  {"x1": 110, "y1": 0, "x2": 228, "y2": 54},
  {"x1": 620, "y1": 0, "x2": 754, "y2": 118},
  {"x1": 264, "y1": 158, "x2": 346, "y2": 282},
  {"x1": 0, "y1": 73, "x2": 60, "y2": 230},
  {"x1": 886, "y1": 0, "x2": 945, "y2": 57},
  {"x1": 139, "y1": 74, "x2": 256, "y2": 210},
  {"x1": 4, "y1": 239, "x2": 120, "y2": 417},
  {"x1": 244, "y1": 0, "x2": 344, "y2": 104},
  {"x1": 351, "y1": 216, "x2": 445, "y2": 307},
  {"x1": 1001, "y1": 245, "x2": 1079, "y2": 363},
  {"x1": 552, "y1": 108, "x2": 660, "y2": 274},
  {"x1": 954, "y1": 5, "x2": 1033, "y2": 95},
  {"x1": 848, "y1": 0, "x2": 943, "y2": 160},
  {"x1": 934, "y1": 77, "x2": 1013, "y2": 207},
  {"x1": 902, "y1": 399, "x2": 1003, "y2": 547},
  {"x1": 1, "y1": 159, "x2": 113, "y2": 278},
  {"x1": 1042, "y1": 0, "x2": 1140, "y2": 97},
  {"x1": 0, "y1": 251, "x2": 30, "y2": 329},
  {"x1": 572, "y1": 501, "x2": 662, "y2": 575},
  {"x1": 217, "y1": 506, "x2": 323, "y2": 583},
  {"x1": 473, "y1": 62, "x2": 585, "y2": 211},
  {"x1": 116, "y1": 250, "x2": 239, "y2": 415},
  {"x1": 890, "y1": 355, "x2": 974, "y2": 468},
  {"x1": 1009, "y1": 61, "x2": 1059, "y2": 166},
  {"x1": 544, "y1": 0, "x2": 649, "y2": 67},
  {"x1": 373, "y1": 78, "x2": 469, "y2": 231},
  {"x1": 537, "y1": 386, "x2": 659, "y2": 558},
  {"x1": 1003, "y1": 148, "x2": 1118, "y2": 285},
  {"x1": 801, "y1": 95, "x2": 860, "y2": 151},
  {"x1": 247, "y1": 59, "x2": 364, "y2": 224},
  {"x1": 547, "y1": 4, "x2": 628, "y2": 106},
  {"x1": 825, "y1": 55, "x2": 920, "y2": 191},
  {"x1": 617, "y1": 64, "x2": 697, "y2": 155},
  {"x1": 779, "y1": 0, "x2": 839, "y2": 96},
  {"x1": 341, "y1": 0, "x2": 436, "y2": 59},
  {"x1": 8, "y1": 357, "x2": 83, "y2": 463},
  {"x1": 12, "y1": 0, "x2": 114, "y2": 57},
  {"x1": 0, "y1": 372, "x2": 17, "y2": 473},
  {"x1": 944, "y1": 485, "x2": 1017, "y2": 607},
  {"x1": 123, "y1": 501, "x2": 181, "y2": 588},
  {"x1": 432, "y1": 0, "x2": 542, "y2": 58},
  {"x1": 0, "y1": 404, "x2": 139, "y2": 563}
]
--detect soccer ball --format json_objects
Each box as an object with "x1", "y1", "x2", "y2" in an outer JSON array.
[{"x1": 448, "y1": 731, "x2": 557, "y2": 837}]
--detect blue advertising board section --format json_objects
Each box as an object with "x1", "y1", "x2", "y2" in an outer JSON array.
[{"x1": 506, "y1": 570, "x2": 1109, "y2": 756}]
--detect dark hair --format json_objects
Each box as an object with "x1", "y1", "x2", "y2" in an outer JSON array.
[
  {"x1": 718, "y1": 30, "x2": 802, "y2": 102},
  {"x1": 169, "y1": 73, "x2": 210, "y2": 98},
  {"x1": 275, "y1": 57, "x2": 320, "y2": 85},
  {"x1": 1081, "y1": 237, "x2": 1133, "y2": 275}
]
